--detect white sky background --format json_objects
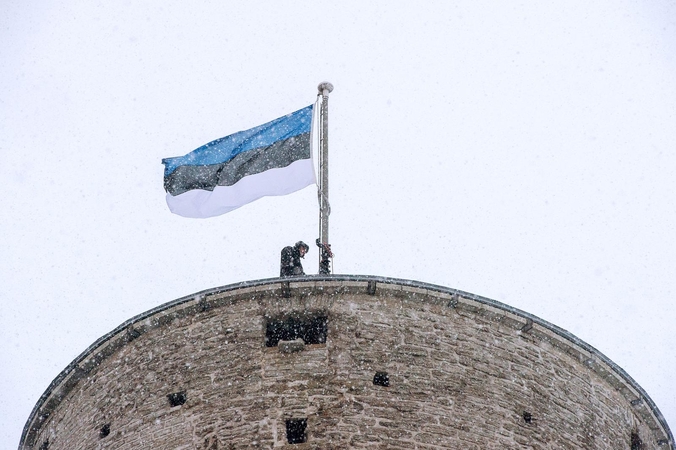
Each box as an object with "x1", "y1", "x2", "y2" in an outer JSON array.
[{"x1": 1, "y1": 0, "x2": 675, "y2": 446}]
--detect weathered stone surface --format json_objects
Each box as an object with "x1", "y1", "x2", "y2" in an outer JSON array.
[
  {"x1": 278, "y1": 339, "x2": 306, "y2": 354},
  {"x1": 21, "y1": 277, "x2": 672, "y2": 449}
]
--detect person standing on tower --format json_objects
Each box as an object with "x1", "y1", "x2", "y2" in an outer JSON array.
[{"x1": 280, "y1": 241, "x2": 309, "y2": 277}]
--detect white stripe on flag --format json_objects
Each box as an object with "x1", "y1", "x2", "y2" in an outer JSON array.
[{"x1": 165, "y1": 159, "x2": 316, "y2": 218}]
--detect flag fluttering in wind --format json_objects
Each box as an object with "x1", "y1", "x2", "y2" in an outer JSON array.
[{"x1": 162, "y1": 105, "x2": 315, "y2": 218}]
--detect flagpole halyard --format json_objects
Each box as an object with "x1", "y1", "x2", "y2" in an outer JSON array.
[{"x1": 317, "y1": 81, "x2": 333, "y2": 274}]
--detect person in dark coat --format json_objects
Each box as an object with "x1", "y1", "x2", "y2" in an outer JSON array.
[{"x1": 280, "y1": 241, "x2": 309, "y2": 277}]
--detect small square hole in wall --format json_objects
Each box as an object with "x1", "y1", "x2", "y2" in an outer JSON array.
[
  {"x1": 39, "y1": 439, "x2": 49, "y2": 450},
  {"x1": 168, "y1": 391, "x2": 187, "y2": 407},
  {"x1": 99, "y1": 423, "x2": 111, "y2": 438},
  {"x1": 285, "y1": 418, "x2": 307, "y2": 444},
  {"x1": 373, "y1": 372, "x2": 389, "y2": 387},
  {"x1": 631, "y1": 432, "x2": 643, "y2": 450},
  {"x1": 523, "y1": 412, "x2": 533, "y2": 424}
]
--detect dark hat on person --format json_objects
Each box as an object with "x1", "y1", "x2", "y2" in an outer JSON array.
[{"x1": 295, "y1": 241, "x2": 309, "y2": 252}]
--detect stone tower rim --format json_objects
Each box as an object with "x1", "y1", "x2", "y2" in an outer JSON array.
[{"x1": 20, "y1": 274, "x2": 674, "y2": 449}]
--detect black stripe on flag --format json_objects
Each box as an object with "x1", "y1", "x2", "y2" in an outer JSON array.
[{"x1": 164, "y1": 132, "x2": 311, "y2": 196}]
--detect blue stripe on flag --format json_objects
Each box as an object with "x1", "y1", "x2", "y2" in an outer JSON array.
[{"x1": 162, "y1": 105, "x2": 313, "y2": 177}]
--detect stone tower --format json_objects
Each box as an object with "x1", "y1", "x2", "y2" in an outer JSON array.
[{"x1": 20, "y1": 276, "x2": 673, "y2": 449}]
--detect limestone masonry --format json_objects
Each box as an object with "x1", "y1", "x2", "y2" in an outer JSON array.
[{"x1": 20, "y1": 276, "x2": 673, "y2": 449}]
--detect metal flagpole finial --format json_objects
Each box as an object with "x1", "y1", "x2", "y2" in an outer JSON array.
[{"x1": 318, "y1": 82, "x2": 334, "y2": 96}]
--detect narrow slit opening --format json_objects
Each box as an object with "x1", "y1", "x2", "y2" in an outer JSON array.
[
  {"x1": 168, "y1": 391, "x2": 187, "y2": 407},
  {"x1": 373, "y1": 371, "x2": 390, "y2": 387},
  {"x1": 99, "y1": 423, "x2": 111, "y2": 439},
  {"x1": 285, "y1": 418, "x2": 307, "y2": 444}
]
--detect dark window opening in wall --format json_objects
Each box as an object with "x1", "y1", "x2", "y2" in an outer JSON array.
[
  {"x1": 265, "y1": 315, "x2": 327, "y2": 347},
  {"x1": 631, "y1": 432, "x2": 643, "y2": 450},
  {"x1": 99, "y1": 423, "x2": 111, "y2": 438},
  {"x1": 373, "y1": 372, "x2": 389, "y2": 387},
  {"x1": 39, "y1": 439, "x2": 49, "y2": 450},
  {"x1": 523, "y1": 412, "x2": 533, "y2": 424},
  {"x1": 286, "y1": 418, "x2": 307, "y2": 444},
  {"x1": 168, "y1": 391, "x2": 187, "y2": 407}
]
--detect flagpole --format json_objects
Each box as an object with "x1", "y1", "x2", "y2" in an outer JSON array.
[{"x1": 317, "y1": 82, "x2": 333, "y2": 274}]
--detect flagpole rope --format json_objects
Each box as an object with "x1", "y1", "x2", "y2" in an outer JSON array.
[
  {"x1": 313, "y1": 94, "x2": 327, "y2": 214},
  {"x1": 318, "y1": 191, "x2": 331, "y2": 216}
]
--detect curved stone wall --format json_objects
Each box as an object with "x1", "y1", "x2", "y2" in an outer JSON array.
[{"x1": 21, "y1": 276, "x2": 673, "y2": 449}]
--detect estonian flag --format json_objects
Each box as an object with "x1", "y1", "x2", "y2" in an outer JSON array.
[{"x1": 162, "y1": 105, "x2": 315, "y2": 218}]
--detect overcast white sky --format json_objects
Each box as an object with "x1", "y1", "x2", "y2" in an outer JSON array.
[{"x1": 2, "y1": 1, "x2": 675, "y2": 447}]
